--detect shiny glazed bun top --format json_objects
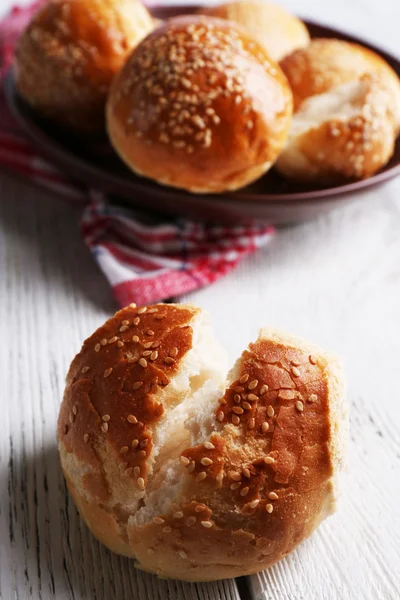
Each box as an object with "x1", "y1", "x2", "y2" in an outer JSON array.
[
  {"x1": 198, "y1": 0, "x2": 310, "y2": 62},
  {"x1": 15, "y1": 0, "x2": 154, "y2": 133},
  {"x1": 106, "y1": 16, "x2": 293, "y2": 194}
]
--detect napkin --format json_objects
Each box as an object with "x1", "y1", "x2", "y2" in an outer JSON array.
[{"x1": 0, "y1": 1, "x2": 274, "y2": 306}]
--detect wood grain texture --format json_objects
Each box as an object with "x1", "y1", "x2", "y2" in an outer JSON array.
[{"x1": 0, "y1": 173, "x2": 241, "y2": 600}]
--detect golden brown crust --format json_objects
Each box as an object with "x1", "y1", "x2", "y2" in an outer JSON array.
[
  {"x1": 15, "y1": 0, "x2": 154, "y2": 133},
  {"x1": 198, "y1": 0, "x2": 310, "y2": 62},
  {"x1": 128, "y1": 331, "x2": 340, "y2": 580},
  {"x1": 58, "y1": 303, "x2": 200, "y2": 494},
  {"x1": 106, "y1": 15, "x2": 293, "y2": 193},
  {"x1": 58, "y1": 307, "x2": 346, "y2": 581},
  {"x1": 280, "y1": 38, "x2": 400, "y2": 119}
]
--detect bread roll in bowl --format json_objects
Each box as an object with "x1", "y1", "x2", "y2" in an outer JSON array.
[
  {"x1": 198, "y1": 0, "x2": 310, "y2": 62},
  {"x1": 57, "y1": 303, "x2": 347, "y2": 581},
  {"x1": 15, "y1": 0, "x2": 154, "y2": 134},
  {"x1": 106, "y1": 16, "x2": 293, "y2": 194}
]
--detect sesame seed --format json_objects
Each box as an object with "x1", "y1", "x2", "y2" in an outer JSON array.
[
  {"x1": 83, "y1": 433, "x2": 89, "y2": 443},
  {"x1": 129, "y1": 303, "x2": 137, "y2": 308},
  {"x1": 134, "y1": 466, "x2": 140, "y2": 477},
  {"x1": 291, "y1": 366, "x2": 301, "y2": 377},
  {"x1": 138, "y1": 307, "x2": 147, "y2": 314},
  {"x1": 139, "y1": 358, "x2": 147, "y2": 367},
  {"x1": 234, "y1": 386, "x2": 244, "y2": 393},
  {"x1": 127, "y1": 415, "x2": 138, "y2": 424},
  {"x1": 95, "y1": 344, "x2": 100, "y2": 352},
  {"x1": 131, "y1": 439, "x2": 139, "y2": 449},
  {"x1": 259, "y1": 385, "x2": 268, "y2": 395},
  {"x1": 100, "y1": 338, "x2": 107, "y2": 346},
  {"x1": 108, "y1": 336, "x2": 118, "y2": 344},
  {"x1": 180, "y1": 455, "x2": 190, "y2": 466},
  {"x1": 201, "y1": 458, "x2": 213, "y2": 466},
  {"x1": 232, "y1": 406, "x2": 244, "y2": 414},
  {"x1": 248, "y1": 418, "x2": 255, "y2": 430},
  {"x1": 148, "y1": 308, "x2": 158, "y2": 313},
  {"x1": 186, "y1": 516, "x2": 196, "y2": 527},
  {"x1": 242, "y1": 468, "x2": 251, "y2": 479},
  {"x1": 125, "y1": 467, "x2": 133, "y2": 476},
  {"x1": 178, "y1": 550, "x2": 187, "y2": 559},
  {"x1": 139, "y1": 439, "x2": 149, "y2": 448},
  {"x1": 267, "y1": 405, "x2": 274, "y2": 417},
  {"x1": 242, "y1": 401, "x2": 252, "y2": 410},
  {"x1": 147, "y1": 330, "x2": 154, "y2": 336},
  {"x1": 137, "y1": 477, "x2": 145, "y2": 489},
  {"x1": 142, "y1": 350, "x2": 152, "y2": 357},
  {"x1": 132, "y1": 335, "x2": 139, "y2": 343},
  {"x1": 174, "y1": 511, "x2": 184, "y2": 519},
  {"x1": 117, "y1": 341, "x2": 124, "y2": 348},
  {"x1": 101, "y1": 422, "x2": 108, "y2": 433},
  {"x1": 204, "y1": 441, "x2": 215, "y2": 450},
  {"x1": 309, "y1": 355, "x2": 317, "y2": 365},
  {"x1": 230, "y1": 482, "x2": 241, "y2": 490},
  {"x1": 170, "y1": 347, "x2": 179, "y2": 357},
  {"x1": 120, "y1": 446, "x2": 129, "y2": 454},
  {"x1": 269, "y1": 492, "x2": 279, "y2": 500},
  {"x1": 239, "y1": 374, "x2": 249, "y2": 384},
  {"x1": 234, "y1": 394, "x2": 241, "y2": 403},
  {"x1": 264, "y1": 456, "x2": 274, "y2": 465},
  {"x1": 195, "y1": 504, "x2": 206, "y2": 512},
  {"x1": 153, "y1": 516, "x2": 164, "y2": 524},
  {"x1": 240, "y1": 486, "x2": 249, "y2": 497},
  {"x1": 266, "y1": 503, "x2": 274, "y2": 513},
  {"x1": 230, "y1": 471, "x2": 242, "y2": 481},
  {"x1": 196, "y1": 471, "x2": 207, "y2": 482},
  {"x1": 295, "y1": 401, "x2": 304, "y2": 412},
  {"x1": 162, "y1": 526, "x2": 172, "y2": 534},
  {"x1": 132, "y1": 381, "x2": 143, "y2": 390},
  {"x1": 232, "y1": 415, "x2": 240, "y2": 425},
  {"x1": 150, "y1": 351, "x2": 158, "y2": 361},
  {"x1": 102, "y1": 414, "x2": 110, "y2": 422},
  {"x1": 138, "y1": 450, "x2": 147, "y2": 459},
  {"x1": 217, "y1": 411, "x2": 224, "y2": 422},
  {"x1": 249, "y1": 499, "x2": 260, "y2": 509},
  {"x1": 72, "y1": 405, "x2": 77, "y2": 416},
  {"x1": 188, "y1": 461, "x2": 196, "y2": 474},
  {"x1": 218, "y1": 397, "x2": 227, "y2": 405},
  {"x1": 201, "y1": 520, "x2": 212, "y2": 528},
  {"x1": 291, "y1": 359, "x2": 301, "y2": 366},
  {"x1": 120, "y1": 325, "x2": 128, "y2": 332},
  {"x1": 104, "y1": 368, "x2": 113, "y2": 378},
  {"x1": 155, "y1": 314, "x2": 166, "y2": 320},
  {"x1": 308, "y1": 394, "x2": 318, "y2": 402},
  {"x1": 248, "y1": 379, "x2": 258, "y2": 390},
  {"x1": 119, "y1": 462, "x2": 127, "y2": 471},
  {"x1": 143, "y1": 342, "x2": 153, "y2": 349},
  {"x1": 261, "y1": 422, "x2": 269, "y2": 433},
  {"x1": 247, "y1": 394, "x2": 258, "y2": 402},
  {"x1": 133, "y1": 317, "x2": 140, "y2": 325},
  {"x1": 81, "y1": 366, "x2": 89, "y2": 373},
  {"x1": 164, "y1": 357, "x2": 175, "y2": 364}
]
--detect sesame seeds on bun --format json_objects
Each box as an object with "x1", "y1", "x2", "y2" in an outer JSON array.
[
  {"x1": 58, "y1": 303, "x2": 347, "y2": 581},
  {"x1": 15, "y1": 0, "x2": 155, "y2": 133},
  {"x1": 198, "y1": 0, "x2": 310, "y2": 62},
  {"x1": 106, "y1": 16, "x2": 293, "y2": 194}
]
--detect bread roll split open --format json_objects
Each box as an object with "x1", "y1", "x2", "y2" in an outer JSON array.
[{"x1": 58, "y1": 303, "x2": 347, "y2": 581}]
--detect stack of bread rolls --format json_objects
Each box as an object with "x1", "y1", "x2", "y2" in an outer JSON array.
[{"x1": 14, "y1": 0, "x2": 400, "y2": 190}]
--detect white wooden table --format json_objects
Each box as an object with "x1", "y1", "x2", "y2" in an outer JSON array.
[{"x1": 1, "y1": 1, "x2": 400, "y2": 599}]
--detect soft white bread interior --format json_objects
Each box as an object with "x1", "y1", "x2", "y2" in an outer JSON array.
[{"x1": 58, "y1": 303, "x2": 347, "y2": 581}]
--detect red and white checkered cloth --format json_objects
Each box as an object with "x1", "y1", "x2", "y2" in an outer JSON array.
[{"x1": 0, "y1": 1, "x2": 274, "y2": 307}]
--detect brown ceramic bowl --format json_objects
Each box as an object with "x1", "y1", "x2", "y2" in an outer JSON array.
[{"x1": 5, "y1": 5, "x2": 400, "y2": 224}]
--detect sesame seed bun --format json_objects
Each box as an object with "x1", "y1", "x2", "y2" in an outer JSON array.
[
  {"x1": 57, "y1": 303, "x2": 347, "y2": 582},
  {"x1": 280, "y1": 38, "x2": 400, "y2": 123},
  {"x1": 15, "y1": 0, "x2": 154, "y2": 134},
  {"x1": 106, "y1": 15, "x2": 293, "y2": 194},
  {"x1": 276, "y1": 38, "x2": 400, "y2": 183},
  {"x1": 198, "y1": 0, "x2": 310, "y2": 62}
]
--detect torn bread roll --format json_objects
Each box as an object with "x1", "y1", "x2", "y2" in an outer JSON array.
[
  {"x1": 15, "y1": 0, "x2": 154, "y2": 134},
  {"x1": 276, "y1": 39, "x2": 400, "y2": 182},
  {"x1": 106, "y1": 16, "x2": 293, "y2": 194},
  {"x1": 57, "y1": 303, "x2": 347, "y2": 582},
  {"x1": 198, "y1": 0, "x2": 310, "y2": 62}
]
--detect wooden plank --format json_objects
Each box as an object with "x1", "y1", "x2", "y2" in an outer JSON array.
[{"x1": 0, "y1": 173, "x2": 241, "y2": 600}]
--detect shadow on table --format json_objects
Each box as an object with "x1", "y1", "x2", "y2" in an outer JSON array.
[
  {"x1": 1, "y1": 441, "x2": 242, "y2": 600},
  {"x1": 0, "y1": 170, "x2": 116, "y2": 313}
]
